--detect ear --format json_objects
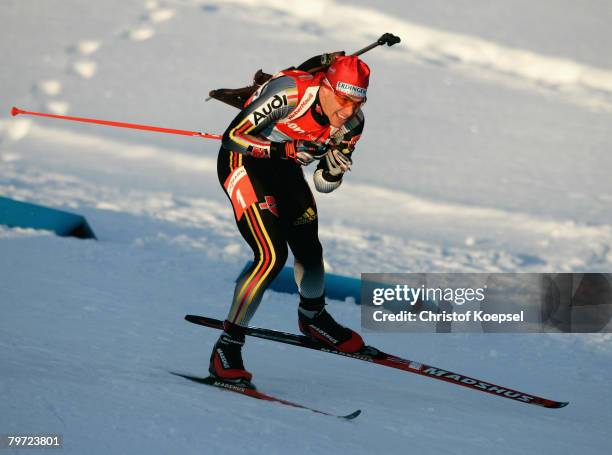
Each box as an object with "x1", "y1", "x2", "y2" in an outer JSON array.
[{"x1": 318, "y1": 84, "x2": 332, "y2": 110}]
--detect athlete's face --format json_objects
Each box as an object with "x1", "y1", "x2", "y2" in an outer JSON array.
[{"x1": 319, "y1": 84, "x2": 364, "y2": 128}]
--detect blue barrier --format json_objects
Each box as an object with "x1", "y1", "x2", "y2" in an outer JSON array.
[
  {"x1": 238, "y1": 261, "x2": 360, "y2": 304},
  {"x1": 0, "y1": 196, "x2": 96, "y2": 240},
  {"x1": 237, "y1": 262, "x2": 441, "y2": 312}
]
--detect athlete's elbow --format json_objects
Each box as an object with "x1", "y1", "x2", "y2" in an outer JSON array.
[{"x1": 221, "y1": 131, "x2": 237, "y2": 151}]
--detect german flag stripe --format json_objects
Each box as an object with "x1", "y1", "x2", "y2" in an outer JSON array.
[
  {"x1": 228, "y1": 208, "x2": 264, "y2": 323},
  {"x1": 233, "y1": 206, "x2": 272, "y2": 322},
  {"x1": 228, "y1": 119, "x2": 254, "y2": 149},
  {"x1": 237, "y1": 205, "x2": 277, "y2": 321},
  {"x1": 229, "y1": 118, "x2": 269, "y2": 149},
  {"x1": 234, "y1": 206, "x2": 278, "y2": 323},
  {"x1": 228, "y1": 150, "x2": 243, "y2": 172},
  {"x1": 240, "y1": 120, "x2": 270, "y2": 147},
  {"x1": 230, "y1": 206, "x2": 271, "y2": 324}
]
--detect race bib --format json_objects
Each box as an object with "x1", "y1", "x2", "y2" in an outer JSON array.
[{"x1": 223, "y1": 166, "x2": 258, "y2": 220}]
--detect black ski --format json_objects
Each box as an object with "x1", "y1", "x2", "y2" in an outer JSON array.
[
  {"x1": 170, "y1": 372, "x2": 361, "y2": 419},
  {"x1": 185, "y1": 314, "x2": 568, "y2": 409}
]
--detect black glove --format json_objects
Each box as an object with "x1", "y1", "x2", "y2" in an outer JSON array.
[{"x1": 270, "y1": 140, "x2": 328, "y2": 166}]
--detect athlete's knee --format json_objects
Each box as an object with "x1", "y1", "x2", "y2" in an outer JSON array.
[
  {"x1": 250, "y1": 238, "x2": 288, "y2": 281},
  {"x1": 293, "y1": 239, "x2": 323, "y2": 267},
  {"x1": 269, "y1": 240, "x2": 288, "y2": 278},
  {"x1": 309, "y1": 240, "x2": 323, "y2": 263}
]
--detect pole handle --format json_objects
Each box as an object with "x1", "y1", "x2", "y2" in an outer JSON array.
[{"x1": 351, "y1": 32, "x2": 401, "y2": 56}]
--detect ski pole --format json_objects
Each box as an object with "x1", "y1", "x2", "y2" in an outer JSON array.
[
  {"x1": 305, "y1": 32, "x2": 401, "y2": 76},
  {"x1": 351, "y1": 32, "x2": 401, "y2": 57},
  {"x1": 10, "y1": 106, "x2": 222, "y2": 140}
]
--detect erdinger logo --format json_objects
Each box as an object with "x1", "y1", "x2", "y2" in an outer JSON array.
[
  {"x1": 252, "y1": 94, "x2": 288, "y2": 126},
  {"x1": 336, "y1": 82, "x2": 367, "y2": 98}
]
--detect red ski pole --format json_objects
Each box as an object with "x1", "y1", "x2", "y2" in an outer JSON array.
[{"x1": 10, "y1": 106, "x2": 222, "y2": 140}]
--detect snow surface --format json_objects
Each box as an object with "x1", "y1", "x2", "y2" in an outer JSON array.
[{"x1": 1, "y1": 0, "x2": 611, "y2": 454}]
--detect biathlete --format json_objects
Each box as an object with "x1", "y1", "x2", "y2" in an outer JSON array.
[{"x1": 210, "y1": 55, "x2": 371, "y2": 387}]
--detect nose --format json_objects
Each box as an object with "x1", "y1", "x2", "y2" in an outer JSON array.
[{"x1": 339, "y1": 103, "x2": 357, "y2": 117}]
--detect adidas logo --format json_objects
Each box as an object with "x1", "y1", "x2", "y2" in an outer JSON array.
[{"x1": 294, "y1": 207, "x2": 317, "y2": 226}]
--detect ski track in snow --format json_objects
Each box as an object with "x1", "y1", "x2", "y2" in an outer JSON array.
[
  {"x1": 71, "y1": 60, "x2": 98, "y2": 79},
  {"x1": 46, "y1": 100, "x2": 70, "y2": 115},
  {"x1": 31, "y1": 39, "x2": 103, "y2": 116},
  {"x1": 24, "y1": 0, "x2": 177, "y2": 117},
  {"x1": 36, "y1": 80, "x2": 62, "y2": 96},
  {"x1": 125, "y1": 1, "x2": 177, "y2": 41}
]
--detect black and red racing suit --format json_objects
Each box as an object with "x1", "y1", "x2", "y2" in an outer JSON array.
[{"x1": 218, "y1": 68, "x2": 364, "y2": 326}]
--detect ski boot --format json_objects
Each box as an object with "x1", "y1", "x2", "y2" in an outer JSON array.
[
  {"x1": 208, "y1": 321, "x2": 255, "y2": 389},
  {"x1": 298, "y1": 296, "x2": 364, "y2": 353}
]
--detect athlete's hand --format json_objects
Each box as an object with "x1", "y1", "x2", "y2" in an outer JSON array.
[
  {"x1": 324, "y1": 148, "x2": 352, "y2": 176},
  {"x1": 271, "y1": 140, "x2": 328, "y2": 166}
]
